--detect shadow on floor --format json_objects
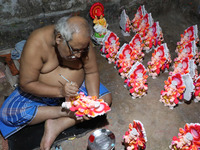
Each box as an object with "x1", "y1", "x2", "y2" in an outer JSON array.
[{"x1": 8, "y1": 115, "x2": 108, "y2": 150}]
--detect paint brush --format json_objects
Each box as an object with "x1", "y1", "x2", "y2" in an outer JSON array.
[
  {"x1": 59, "y1": 74, "x2": 85, "y2": 94},
  {"x1": 59, "y1": 74, "x2": 70, "y2": 83}
]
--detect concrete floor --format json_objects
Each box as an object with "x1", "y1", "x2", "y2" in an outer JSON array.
[{"x1": 0, "y1": 6, "x2": 200, "y2": 150}]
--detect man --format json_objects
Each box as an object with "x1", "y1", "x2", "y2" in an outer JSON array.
[{"x1": 0, "y1": 16, "x2": 112, "y2": 150}]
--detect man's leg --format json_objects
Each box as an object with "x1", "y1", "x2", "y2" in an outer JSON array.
[
  {"x1": 28, "y1": 106, "x2": 80, "y2": 150},
  {"x1": 79, "y1": 81, "x2": 112, "y2": 106},
  {"x1": 100, "y1": 93, "x2": 112, "y2": 106},
  {"x1": 28, "y1": 106, "x2": 74, "y2": 125},
  {"x1": 40, "y1": 117, "x2": 80, "y2": 150},
  {"x1": 39, "y1": 92, "x2": 112, "y2": 150},
  {"x1": 30, "y1": 92, "x2": 112, "y2": 150}
]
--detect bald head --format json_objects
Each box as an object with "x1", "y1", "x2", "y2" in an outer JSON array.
[
  {"x1": 68, "y1": 16, "x2": 89, "y2": 30},
  {"x1": 55, "y1": 16, "x2": 92, "y2": 42}
]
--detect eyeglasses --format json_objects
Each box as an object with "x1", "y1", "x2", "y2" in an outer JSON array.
[{"x1": 66, "y1": 41, "x2": 89, "y2": 58}]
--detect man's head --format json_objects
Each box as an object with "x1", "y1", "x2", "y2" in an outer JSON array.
[{"x1": 55, "y1": 16, "x2": 92, "y2": 60}]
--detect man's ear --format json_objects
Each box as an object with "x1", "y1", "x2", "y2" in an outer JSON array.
[{"x1": 55, "y1": 33, "x2": 63, "y2": 45}]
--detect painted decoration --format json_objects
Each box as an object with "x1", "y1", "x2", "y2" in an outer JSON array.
[
  {"x1": 131, "y1": 5, "x2": 147, "y2": 32},
  {"x1": 120, "y1": 9, "x2": 131, "y2": 36},
  {"x1": 170, "y1": 57, "x2": 197, "y2": 79},
  {"x1": 169, "y1": 123, "x2": 200, "y2": 150},
  {"x1": 101, "y1": 32, "x2": 120, "y2": 63},
  {"x1": 147, "y1": 43, "x2": 171, "y2": 79},
  {"x1": 143, "y1": 21, "x2": 164, "y2": 53},
  {"x1": 176, "y1": 25, "x2": 199, "y2": 52},
  {"x1": 160, "y1": 73, "x2": 186, "y2": 109},
  {"x1": 90, "y1": 2, "x2": 108, "y2": 44},
  {"x1": 194, "y1": 75, "x2": 200, "y2": 103},
  {"x1": 135, "y1": 13, "x2": 154, "y2": 38},
  {"x1": 115, "y1": 43, "x2": 135, "y2": 78},
  {"x1": 124, "y1": 62, "x2": 148, "y2": 99},
  {"x1": 123, "y1": 120, "x2": 147, "y2": 150},
  {"x1": 62, "y1": 92, "x2": 111, "y2": 118}
]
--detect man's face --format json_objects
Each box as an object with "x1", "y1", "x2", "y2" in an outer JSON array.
[
  {"x1": 59, "y1": 33, "x2": 90, "y2": 61},
  {"x1": 65, "y1": 40, "x2": 89, "y2": 60}
]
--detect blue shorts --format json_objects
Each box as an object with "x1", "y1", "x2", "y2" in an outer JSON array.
[{"x1": 0, "y1": 82, "x2": 110, "y2": 139}]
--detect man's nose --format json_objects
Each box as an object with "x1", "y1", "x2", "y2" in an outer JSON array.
[{"x1": 74, "y1": 53, "x2": 81, "y2": 58}]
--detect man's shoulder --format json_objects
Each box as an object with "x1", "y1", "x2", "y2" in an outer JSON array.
[
  {"x1": 30, "y1": 25, "x2": 54, "y2": 37},
  {"x1": 26, "y1": 25, "x2": 54, "y2": 47},
  {"x1": 22, "y1": 25, "x2": 55, "y2": 57}
]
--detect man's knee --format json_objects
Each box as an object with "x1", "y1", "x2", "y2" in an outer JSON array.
[{"x1": 101, "y1": 93, "x2": 112, "y2": 106}]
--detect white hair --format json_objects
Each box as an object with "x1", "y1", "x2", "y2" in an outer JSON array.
[{"x1": 55, "y1": 16, "x2": 92, "y2": 42}]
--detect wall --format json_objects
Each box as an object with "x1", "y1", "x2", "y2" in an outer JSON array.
[
  {"x1": 0, "y1": 0, "x2": 122, "y2": 49},
  {"x1": 0, "y1": 0, "x2": 199, "y2": 49}
]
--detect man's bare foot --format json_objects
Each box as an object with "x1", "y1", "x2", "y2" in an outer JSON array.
[{"x1": 40, "y1": 119, "x2": 62, "y2": 150}]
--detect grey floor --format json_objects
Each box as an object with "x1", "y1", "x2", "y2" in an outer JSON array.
[{"x1": 0, "y1": 7, "x2": 200, "y2": 150}]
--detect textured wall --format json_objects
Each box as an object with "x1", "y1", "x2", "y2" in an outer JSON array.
[
  {"x1": 1, "y1": 0, "x2": 87, "y2": 25},
  {"x1": 120, "y1": 0, "x2": 200, "y2": 20},
  {"x1": 0, "y1": 0, "x2": 121, "y2": 49},
  {"x1": 0, "y1": 0, "x2": 199, "y2": 49}
]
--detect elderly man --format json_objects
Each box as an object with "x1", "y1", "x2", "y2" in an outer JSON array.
[{"x1": 0, "y1": 16, "x2": 112, "y2": 150}]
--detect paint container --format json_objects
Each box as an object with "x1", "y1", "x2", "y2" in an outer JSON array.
[{"x1": 88, "y1": 129, "x2": 115, "y2": 150}]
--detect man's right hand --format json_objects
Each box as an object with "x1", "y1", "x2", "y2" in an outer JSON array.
[{"x1": 62, "y1": 81, "x2": 79, "y2": 98}]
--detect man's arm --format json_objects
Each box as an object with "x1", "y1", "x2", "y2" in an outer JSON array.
[
  {"x1": 19, "y1": 38, "x2": 64, "y2": 98},
  {"x1": 82, "y1": 41, "x2": 100, "y2": 98}
]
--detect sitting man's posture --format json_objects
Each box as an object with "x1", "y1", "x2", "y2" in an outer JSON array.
[{"x1": 0, "y1": 16, "x2": 112, "y2": 150}]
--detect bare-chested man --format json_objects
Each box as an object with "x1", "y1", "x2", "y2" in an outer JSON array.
[{"x1": 0, "y1": 16, "x2": 112, "y2": 150}]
